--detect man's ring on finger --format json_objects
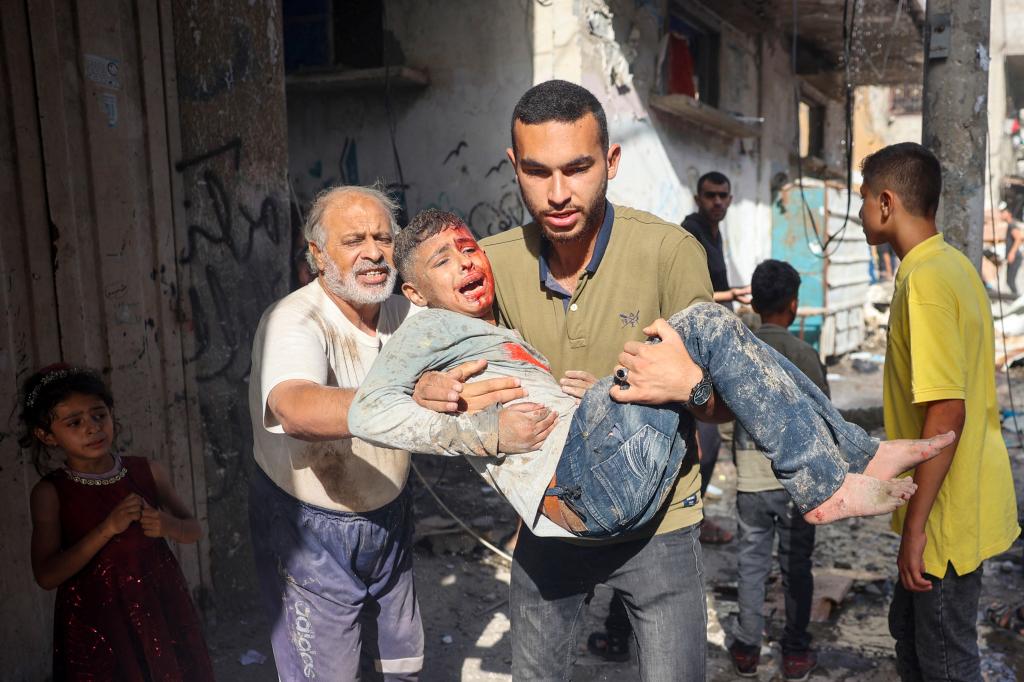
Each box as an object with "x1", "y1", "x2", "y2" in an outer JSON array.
[{"x1": 613, "y1": 367, "x2": 629, "y2": 389}]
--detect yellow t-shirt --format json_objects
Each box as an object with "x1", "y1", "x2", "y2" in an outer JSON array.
[{"x1": 884, "y1": 233, "x2": 1020, "y2": 577}]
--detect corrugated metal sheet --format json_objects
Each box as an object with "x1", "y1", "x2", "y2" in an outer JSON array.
[{"x1": 772, "y1": 180, "x2": 872, "y2": 360}]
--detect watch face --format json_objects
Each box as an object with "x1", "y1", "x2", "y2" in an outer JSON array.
[{"x1": 692, "y1": 379, "x2": 713, "y2": 406}]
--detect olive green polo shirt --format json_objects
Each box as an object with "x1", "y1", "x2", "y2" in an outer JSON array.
[{"x1": 480, "y1": 204, "x2": 714, "y2": 537}]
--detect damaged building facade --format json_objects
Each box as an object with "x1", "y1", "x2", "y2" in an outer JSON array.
[
  {"x1": 286, "y1": 0, "x2": 922, "y2": 285},
  {"x1": 1, "y1": 0, "x2": 925, "y2": 677}
]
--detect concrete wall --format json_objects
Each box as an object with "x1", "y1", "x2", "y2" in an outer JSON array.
[
  {"x1": 169, "y1": 0, "x2": 290, "y2": 614},
  {"x1": 852, "y1": 85, "x2": 922, "y2": 168},
  {"x1": 287, "y1": 0, "x2": 848, "y2": 288},
  {"x1": 287, "y1": 0, "x2": 536, "y2": 237}
]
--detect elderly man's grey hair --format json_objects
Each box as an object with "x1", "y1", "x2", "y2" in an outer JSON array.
[{"x1": 303, "y1": 184, "x2": 400, "y2": 272}]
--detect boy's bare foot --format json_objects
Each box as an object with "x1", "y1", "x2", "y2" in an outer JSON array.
[
  {"x1": 863, "y1": 431, "x2": 955, "y2": 480},
  {"x1": 803, "y1": 474, "x2": 917, "y2": 525}
]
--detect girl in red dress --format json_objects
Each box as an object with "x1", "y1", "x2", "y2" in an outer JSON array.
[{"x1": 20, "y1": 365, "x2": 214, "y2": 681}]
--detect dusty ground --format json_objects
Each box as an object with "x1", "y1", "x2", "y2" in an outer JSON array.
[{"x1": 208, "y1": 331, "x2": 1024, "y2": 681}]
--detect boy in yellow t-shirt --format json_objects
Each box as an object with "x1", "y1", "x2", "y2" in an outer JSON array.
[{"x1": 859, "y1": 142, "x2": 1020, "y2": 680}]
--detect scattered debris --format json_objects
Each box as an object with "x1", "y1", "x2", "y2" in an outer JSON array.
[
  {"x1": 415, "y1": 515, "x2": 460, "y2": 540},
  {"x1": 851, "y1": 358, "x2": 879, "y2": 373}
]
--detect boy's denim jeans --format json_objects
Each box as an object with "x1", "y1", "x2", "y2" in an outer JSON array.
[
  {"x1": 550, "y1": 377, "x2": 687, "y2": 537},
  {"x1": 549, "y1": 302, "x2": 879, "y2": 537},
  {"x1": 889, "y1": 564, "x2": 984, "y2": 681},
  {"x1": 512, "y1": 303, "x2": 880, "y2": 679},
  {"x1": 670, "y1": 303, "x2": 878, "y2": 511}
]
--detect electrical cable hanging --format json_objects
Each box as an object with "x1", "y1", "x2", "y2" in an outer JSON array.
[
  {"x1": 791, "y1": 0, "x2": 856, "y2": 260},
  {"x1": 381, "y1": 2, "x2": 407, "y2": 211},
  {"x1": 411, "y1": 461, "x2": 513, "y2": 564}
]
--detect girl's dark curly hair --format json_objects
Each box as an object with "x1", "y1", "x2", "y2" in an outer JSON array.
[{"x1": 18, "y1": 364, "x2": 114, "y2": 475}]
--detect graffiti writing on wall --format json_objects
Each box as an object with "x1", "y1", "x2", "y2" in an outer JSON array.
[{"x1": 174, "y1": 136, "x2": 285, "y2": 502}]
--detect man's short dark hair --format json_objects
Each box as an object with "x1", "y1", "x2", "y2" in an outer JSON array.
[
  {"x1": 394, "y1": 208, "x2": 467, "y2": 284},
  {"x1": 511, "y1": 80, "x2": 609, "y2": 154},
  {"x1": 751, "y1": 259, "x2": 801, "y2": 315},
  {"x1": 860, "y1": 142, "x2": 942, "y2": 218},
  {"x1": 697, "y1": 171, "x2": 731, "y2": 194}
]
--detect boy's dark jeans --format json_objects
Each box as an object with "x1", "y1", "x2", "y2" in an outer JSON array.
[
  {"x1": 551, "y1": 377, "x2": 686, "y2": 538},
  {"x1": 550, "y1": 302, "x2": 881, "y2": 540},
  {"x1": 888, "y1": 564, "x2": 984, "y2": 682},
  {"x1": 734, "y1": 489, "x2": 815, "y2": 653}
]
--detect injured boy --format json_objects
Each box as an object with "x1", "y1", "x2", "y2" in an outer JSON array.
[{"x1": 347, "y1": 209, "x2": 952, "y2": 539}]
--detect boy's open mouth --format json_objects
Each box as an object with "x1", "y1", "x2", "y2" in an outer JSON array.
[{"x1": 458, "y1": 272, "x2": 486, "y2": 297}]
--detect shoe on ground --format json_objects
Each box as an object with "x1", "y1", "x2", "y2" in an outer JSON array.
[
  {"x1": 728, "y1": 640, "x2": 759, "y2": 677},
  {"x1": 782, "y1": 649, "x2": 817, "y2": 681}
]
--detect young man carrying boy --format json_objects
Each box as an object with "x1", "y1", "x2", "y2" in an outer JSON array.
[
  {"x1": 347, "y1": 210, "x2": 955, "y2": 538},
  {"x1": 859, "y1": 142, "x2": 1020, "y2": 680},
  {"x1": 729, "y1": 260, "x2": 823, "y2": 680}
]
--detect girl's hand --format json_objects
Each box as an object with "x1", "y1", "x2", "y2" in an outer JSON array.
[
  {"x1": 140, "y1": 501, "x2": 176, "y2": 539},
  {"x1": 102, "y1": 493, "x2": 142, "y2": 538}
]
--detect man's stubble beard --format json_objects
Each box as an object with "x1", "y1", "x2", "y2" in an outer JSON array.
[
  {"x1": 321, "y1": 257, "x2": 397, "y2": 306},
  {"x1": 522, "y1": 175, "x2": 608, "y2": 244}
]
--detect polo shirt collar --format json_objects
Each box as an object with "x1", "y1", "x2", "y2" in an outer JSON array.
[
  {"x1": 895, "y1": 233, "x2": 944, "y2": 287},
  {"x1": 538, "y1": 202, "x2": 615, "y2": 288}
]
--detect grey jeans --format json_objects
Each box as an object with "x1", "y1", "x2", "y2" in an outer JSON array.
[
  {"x1": 734, "y1": 489, "x2": 815, "y2": 653},
  {"x1": 888, "y1": 564, "x2": 984, "y2": 681},
  {"x1": 511, "y1": 522, "x2": 706, "y2": 681}
]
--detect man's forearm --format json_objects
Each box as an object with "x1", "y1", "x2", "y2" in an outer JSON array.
[
  {"x1": 902, "y1": 399, "x2": 965, "y2": 532},
  {"x1": 268, "y1": 381, "x2": 357, "y2": 441}
]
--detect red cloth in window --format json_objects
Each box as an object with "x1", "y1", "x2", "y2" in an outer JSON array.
[{"x1": 668, "y1": 33, "x2": 697, "y2": 98}]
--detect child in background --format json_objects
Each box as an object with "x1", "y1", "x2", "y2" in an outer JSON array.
[
  {"x1": 20, "y1": 365, "x2": 214, "y2": 681},
  {"x1": 728, "y1": 260, "x2": 823, "y2": 680},
  {"x1": 860, "y1": 143, "x2": 1019, "y2": 680}
]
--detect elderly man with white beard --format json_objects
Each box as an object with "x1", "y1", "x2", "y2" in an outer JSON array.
[{"x1": 246, "y1": 185, "x2": 434, "y2": 680}]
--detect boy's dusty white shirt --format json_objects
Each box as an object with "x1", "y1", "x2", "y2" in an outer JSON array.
[{"x1": 349, "y1": 308, "x2": 578, "y2": 537}]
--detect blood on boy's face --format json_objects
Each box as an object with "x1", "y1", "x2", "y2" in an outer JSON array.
[{"x1": 407, "y1": 225, "x2": 496, "y2": 321}]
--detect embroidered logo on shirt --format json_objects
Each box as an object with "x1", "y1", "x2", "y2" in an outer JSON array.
[{"x1": 619, "y1": 310, "x2": 640, "y2": 328}]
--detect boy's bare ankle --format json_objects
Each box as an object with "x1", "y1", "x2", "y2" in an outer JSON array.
[
  {"x1": 864, "y1": 431, "x2": 955, "y2": 480},
  {"x1": 803, "y1": 473, "x2": 917, "y2": 525}
]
